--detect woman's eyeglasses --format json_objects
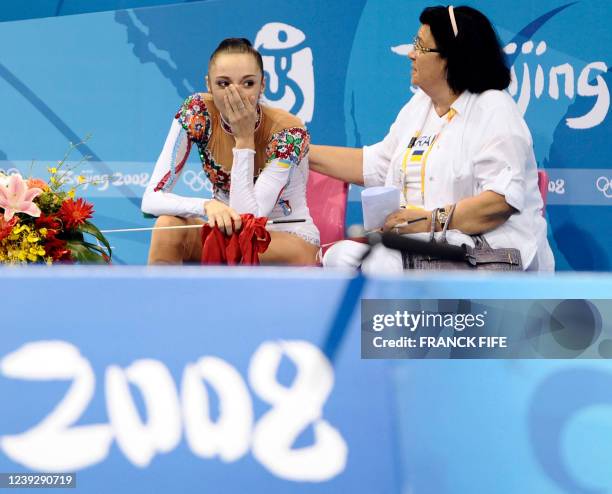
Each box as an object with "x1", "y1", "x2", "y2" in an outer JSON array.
[{"x1": 412, "y1": 36, "x2": 441, "y2": 54}]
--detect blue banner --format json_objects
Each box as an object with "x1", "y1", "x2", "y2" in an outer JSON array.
[
  {"x1": 0, "y1": 267, "x2": 397, "y2": 493},
  {"x1": 2, "y1": 268, "x2": 612, "y2": 493}
]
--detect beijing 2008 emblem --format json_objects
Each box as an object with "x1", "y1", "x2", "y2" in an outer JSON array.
[{"x1": 254, "y1": 23, "x2": 315, "y2": 124}]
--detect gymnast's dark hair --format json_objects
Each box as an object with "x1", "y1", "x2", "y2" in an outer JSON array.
[
  {"x1": 209, "y1": 38, "x2": 264, "y2": 77},
  {"x1": 419, "y1": 5, "x2": 511, "y2": 94}
]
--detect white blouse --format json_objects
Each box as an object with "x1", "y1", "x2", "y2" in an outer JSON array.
[{"x1": 363, "y1": 89, "x2": 554, "y2": 271}]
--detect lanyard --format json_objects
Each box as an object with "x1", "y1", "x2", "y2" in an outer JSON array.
[{"x1": 400, "y1": 105, "x2": 457, "y2": 205}]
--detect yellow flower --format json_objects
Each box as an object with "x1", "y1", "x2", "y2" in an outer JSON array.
[
  {"x1": 17, "y1": 250, "x2": 27, "y2": 261},
  {"x1": 51, "y1": 177, "x2": 58, "y2": 184},
  {"x1": 39, "y1": 228, "x2": 48, "y2": 236},
  {"x1": 27, "y1": 234, "x2": 40, "y2": 243},
  {"x1": 27, "y1": 252, "x2": 38, "y2": 262},
  {"x1": 68, "y1": 189, "x2": 76, "y2": 198},
  {"x1": 48, "y1": 167, "x2": 57, "y2": 174},
  {"x1": 77, "y1": 176, "x2": 86, "y2": 184},
  {"x1": 29, "y1": 246, "x2": 45, "y2": 256}
]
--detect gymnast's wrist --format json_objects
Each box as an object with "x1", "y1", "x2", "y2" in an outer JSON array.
[
  {"x1": 203, "y1": 198, "x2": 213, "y2": 216},
  {"x1": 234, "y1": 137, "x2": 255, "y2": 150}
]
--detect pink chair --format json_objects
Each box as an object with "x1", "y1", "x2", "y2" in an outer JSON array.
[
  {"x1": 306, "y1": 171, "x2": 348, "y2": 246},
  {"x1": 537, "y1": 169, "x2": 548, "y2": 215}
]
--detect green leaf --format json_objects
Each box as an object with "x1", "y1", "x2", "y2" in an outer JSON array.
[
  {"x1": 81, "y1": 241, "x2": 111, "y2": 259},
  {"x1": 286, "y1": 135, "x2": 295, "y2": 144},
  {"x1": 66, "y1": 241, "x2": 107, "y2": 264},
  {"x1": 77, "y1": 220, "x2": 112, "y2": 260}
]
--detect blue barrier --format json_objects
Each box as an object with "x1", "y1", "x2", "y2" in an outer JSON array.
[
  {"x1": 1, "y1": 267, "x2": 612, "y2": 493},
  {"x1": 0, "y1": 267, "x2": 398, "y2": 493}
]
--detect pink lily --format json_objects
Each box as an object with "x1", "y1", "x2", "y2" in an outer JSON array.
[{"x1": 0, "y1": 174, "x2": 42, "y2": 221}]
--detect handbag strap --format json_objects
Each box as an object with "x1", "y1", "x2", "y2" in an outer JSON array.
[
  {"x1": 437, "y1": 204, "x2": 456, "y2": 243},
  {"x1": 430, "y1": 204, "x2": 495, "y2": 252},
  {"x1": 428, "y1": 208, "x2": 436, "y2": 242},
  {"x1": 437, "y1": 204, "x2": 492, "y2": 249},
  {"x1": 473, "y1": 234, "x2": 493, "y2": 249}
]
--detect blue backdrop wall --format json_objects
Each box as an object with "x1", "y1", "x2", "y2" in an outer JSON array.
[{"x1": 0, "y1": 0, "x2": 610, "y2": 268}]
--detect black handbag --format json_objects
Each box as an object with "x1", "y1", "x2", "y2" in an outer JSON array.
[{"x1": 402, "y1": 205, "x2": 523, "y2": 271}]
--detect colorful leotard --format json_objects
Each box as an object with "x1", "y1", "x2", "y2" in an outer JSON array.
[{"x1": 142, "y1": 93, "x2": 319, "y2": 246}]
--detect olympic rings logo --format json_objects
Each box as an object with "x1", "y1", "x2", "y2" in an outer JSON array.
[
  {"x1": 182, "y1": 170, "x2": 212, "y2": 193},
  {"x1": 596, "y1": 176, "x2": 612, "y2": 199}
]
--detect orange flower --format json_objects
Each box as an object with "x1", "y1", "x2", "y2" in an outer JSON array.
[{"x1": 27, "y1": 178, "x2": 48, "y2": 191}]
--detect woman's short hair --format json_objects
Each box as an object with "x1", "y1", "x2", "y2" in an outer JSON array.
[
  {"x1": 209, "y1": 38, "x2": 264, "y2": 76},
  {"x1": 419, "y1": 5, "x2": 511, "y2": 94}
]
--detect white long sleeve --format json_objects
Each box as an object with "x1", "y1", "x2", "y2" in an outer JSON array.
[
  {"x1": 229, "y1": 148, "x2": 294, "y2": 217},
  {"x1": 141, "y1": 119, "x2": 208, "y2": 218}
]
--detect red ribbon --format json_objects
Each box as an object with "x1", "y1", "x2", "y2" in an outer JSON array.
[{"x1": 200, "y1": 214, "x2": 271, "y2": 265}]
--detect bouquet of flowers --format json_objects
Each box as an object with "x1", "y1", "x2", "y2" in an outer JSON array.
[{"x1": 0, "y1": 143, "x2": 111, "y2": 264}]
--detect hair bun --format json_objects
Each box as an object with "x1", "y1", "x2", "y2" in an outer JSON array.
[
  {"x1": 217, "y1": 37, "x2": 253, "y2": 51},
  {"x1": 209, "y1": 37, "x2": 263, "y2": 76}
]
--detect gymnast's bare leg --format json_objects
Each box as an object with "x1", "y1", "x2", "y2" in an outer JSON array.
[{"x1": 147, "y1": 216, "x2": 204, "y2": 264}]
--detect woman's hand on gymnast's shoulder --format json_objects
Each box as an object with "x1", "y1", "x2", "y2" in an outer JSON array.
[{"x1": 204, "y1": 199, "x2": 242, "y2": 235}]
